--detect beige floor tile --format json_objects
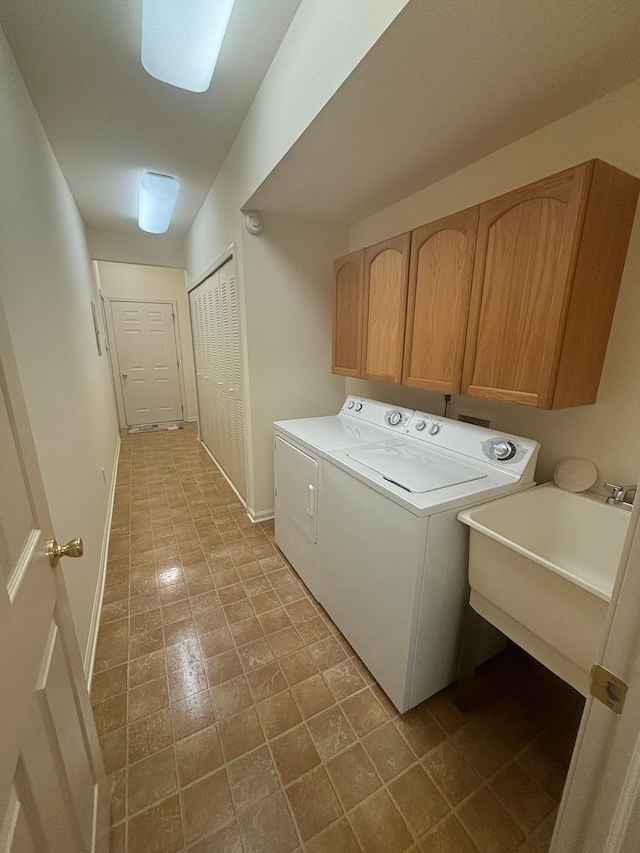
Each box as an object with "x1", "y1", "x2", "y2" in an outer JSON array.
[
  {"x1": 256, "y1": 690, "x2": 303, "y2": 739},
  {"x1": 423, "y1": 740, "x2": 482, "y2": 807},
  {"x1": 323, "y1": 660, "x2": 366, "y2": 701},
  {"x1": 279, "y1": 648, "x2": 319, "y2": 686},
  {"x1": 286, "y1": 765, "x2": 343, "y2": 841},
  {"x1": 211, "y1": 674, "x2": 253, "y2": 719},
  {"x1": 388, "y1": 764, "x2": 448, "y2": 837},
  {"x1": 91, "y1": 664, "x2": 128, "y2": 704},
  {"x1": 127, "y1": 746, "x2": 177, "y2": 815},
  {"x1": 350, "y1": 788, "x2": 413, "y2": 853},
  {"x1": 306, "y1": 818, "x2": 362, "y2": 853},
  {"x1": 175, "y1": 724, "x2": 224, "y2": 786},
  {"x1": 291, "y1": 674, "x2": 335, "y2": 719},
  {"x1": 271, "y1": 723, "x2": 321, "y2": 784},
  {"x1": 239, "y1": 792, "x2": 300, "y2": 853},
  {"x1": 205, "y1": 648, "x2": 243, "y2": 686},
  {"x1": 171, "y1": 689, "x2": 216, "y2": 740},
  {"x1": 307, "y1": 706, "x2": 357, "y2": 760},
  {"x1": 246, "y1": 660, "x2": 288, "y2": 702},
  {"x1": 361, "y1": 720, "x2": 415, "y2": 782},
  {"x1": 341, "y1": 687, "x2": 388, "y2": 737},
  {"x1": 490, "y1": 762, "x2": 556, "y2": 835},
  {"x1": 238, "y1": 637, "x2": 275, "y2": 671},
  {"x1": 227, "y1": 744, "x2": 281, "y2": 812},
  {"x1": 452, "y1": 718, "x2": 514, "y2": 779},
  {"x1": 181, "y1": 768, "x2": 235, "y2": 845},
  {"x1": 128, "y1": 795, "x2": 183, "y2": 853},
  {"x1": 219, "y1": 706, "x2": 265, "y2": 761},
  {"x1": 186, "y1": 820, "x2": 244, "y2": 853},
  {"x1": 457, "y1": 787, "x2": 525, "y2": 853},
  {"x1": 327, "y1": 743, "x2": 381, "y2": 811},
  {"x1": 418, "y1": 815, "x2": 478, "y2": 853}
]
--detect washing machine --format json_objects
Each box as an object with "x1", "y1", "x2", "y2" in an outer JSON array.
[
  {"x1": 320, "y1": 410, "x2": 540, "y2": 712},
  {"x1": 273, "y1": 397, "x2": 414, "y2": 598}
]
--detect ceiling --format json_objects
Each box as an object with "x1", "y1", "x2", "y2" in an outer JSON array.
[
  {"x1": 247, "y1": 0, "x2": 640, "y2": 224},
  {"x1": 2, "y1": 0, "x2": 640, "y2": 242},
  {"x1": 0, "y1": 0, "x2": 301, "y2": 237}
]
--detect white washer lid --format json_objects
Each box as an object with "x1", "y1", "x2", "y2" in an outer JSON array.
[{"x1": 347, "y1": 441, "x2": 487, "y2": 493}]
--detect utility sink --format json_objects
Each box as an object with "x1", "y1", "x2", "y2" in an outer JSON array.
[{"x1": 458, "y1": 483, "x2": 630, "y2": 696}]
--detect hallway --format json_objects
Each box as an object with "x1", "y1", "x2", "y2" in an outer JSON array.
[{"x1": 91, "y1": 426, "x2": 582, "y2": 853}]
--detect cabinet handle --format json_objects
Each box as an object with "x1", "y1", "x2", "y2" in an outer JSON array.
[{"x1": 307, "y1": 485, "x2": 315, "y2": 517}]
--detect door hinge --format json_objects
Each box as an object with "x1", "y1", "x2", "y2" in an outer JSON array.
[{"x1": 590, "y1": 664, "x2": 628, "y2": 715}]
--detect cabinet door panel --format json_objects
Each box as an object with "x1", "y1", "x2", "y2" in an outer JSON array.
[
  {"x1": 332, "y1": 251, "x2": 364, "y2": 377},
  {"x1": 403, "y1": 208, "x2": 478, "y2": 393},
  {"x1": 362, "y1": 233, "x2": 410, "y2": 383},
  {"x1": 462, "y1": 165, "x2": 590, "y2": 407}
]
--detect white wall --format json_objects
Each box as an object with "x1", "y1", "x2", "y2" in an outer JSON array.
[
  {"x1": 0, "y1": 28, "x2": 120, "y2": 669},
  {"x1": 95, "y1": 261, "x2": 197, "y2": 423},
  {"x1": 88, "y1": 228, "x2": 185, "y2": 269},
  {"x1": 241, "y1": 216, "x2": 346, "y2": 514},
  {"x1": 347, "y1": 80, "x2": 640, "y2": 491}
]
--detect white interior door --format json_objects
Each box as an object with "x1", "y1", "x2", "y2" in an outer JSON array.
[
  {"x1": 0, "y1": 297, "x2": 108, "y2": 852},
  {"x1": 111, "y1": 300, "x2": 183, "y2": 426}
]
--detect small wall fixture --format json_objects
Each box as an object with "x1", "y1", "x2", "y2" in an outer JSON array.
[
  {"x1": 138, "y1": 172, "x2": 180, "y2": 234},
  {"x1": 141, "y1": 0, "x2": 236, "y2": 93},
  {"x1": 244, "y1": 212, "x2": 263, "y2": 235}
]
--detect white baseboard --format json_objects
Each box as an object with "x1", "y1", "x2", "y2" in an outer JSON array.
[
  {"x1": 84, "y1": 436, "x2": 121, "y2": 689},
  {"x1": 247, "y1": 507, "x2": 275, "y2": 524},
  {"x1": 199, "y1": 439, "x2": 247, "y2": 509}
]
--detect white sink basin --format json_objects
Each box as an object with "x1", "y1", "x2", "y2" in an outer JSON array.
[{"x1": 458, "y1": 483, "x2": 630, "y2": 695}]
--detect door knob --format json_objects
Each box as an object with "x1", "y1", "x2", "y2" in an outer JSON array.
[
  {"x1": 47, "y1": 537, "x2": 84, "y2": 568},
  {"x1": 122, "y1": 372, "x2": 128, "y2": 380}
]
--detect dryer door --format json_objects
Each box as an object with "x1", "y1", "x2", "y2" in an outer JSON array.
[{"x1": 274, "y1": 436, "x2": 319, "y2": 596}]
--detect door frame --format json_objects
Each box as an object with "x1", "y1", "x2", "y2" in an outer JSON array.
[
  {"x1": 104, "y1": 297, "x2": 187, "y2": 429},
  {"x1": 552, "y1": 480, "x2": 640, "y2": 851}
]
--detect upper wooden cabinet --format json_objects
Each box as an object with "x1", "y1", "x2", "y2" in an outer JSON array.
[
  {"x1": 361, "y1": 233, "x2": 411, "y2": 383},
  {"x1": 403, "y1": 207, "x2": 478, "y2": 393},
  {"x1": 462, "y1": 160, "x2": 640, "y2": 408},
  {"x1": 332, "y1": 159, "x2": 639, "y2": 408},
  {"x1": 332, "y1": 250, "x2": 365, "y2": 377}
]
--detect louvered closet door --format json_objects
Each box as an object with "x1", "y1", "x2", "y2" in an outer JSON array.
[{"x1": 189, "y1": 258, "x2": 246, "y2": 499}]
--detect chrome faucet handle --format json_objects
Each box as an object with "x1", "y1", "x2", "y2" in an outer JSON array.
[{"x1": 605, "y1": 483, "x2": 625, "y2": 502}]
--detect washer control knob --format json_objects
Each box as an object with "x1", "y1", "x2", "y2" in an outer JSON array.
[
  {"x1": 428, "y1": 422, "x2": 441, "y2": 436},
  {"x1": 347, "y1": 400, "x2": 354, "y2": 409},
  {"x1": 386, "y1": 410, "x2": 403, "y2": 427},
  {"x1": 415, "y1": 419, "x2": 427, "y2": 431},
  {"x1": 493, "y1": 441, "x2": 513, "y2": 459},
  {"x1": 354, "y1": 402, "x2": 363, "y2": 412}
]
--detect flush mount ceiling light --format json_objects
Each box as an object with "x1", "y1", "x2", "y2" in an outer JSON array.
[
  {"x1": 138, "y1": 172, "x2": 181, "y2": 233},
  {"x1": 141, "y1": 0, "x2": 236, "y2": 93}
]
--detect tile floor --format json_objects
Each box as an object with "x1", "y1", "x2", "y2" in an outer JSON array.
[{"x1": 92, "y1": 424, "x2": 584, "y2": 853}]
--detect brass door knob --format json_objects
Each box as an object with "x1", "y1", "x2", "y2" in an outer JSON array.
[{"x1": 47, "y1": 537, "x2": 84, "y2": 568}]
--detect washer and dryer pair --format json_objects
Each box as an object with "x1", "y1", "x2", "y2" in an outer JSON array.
[{"x1": 273, "y1": 397, "x2": 539, "y2": 713}]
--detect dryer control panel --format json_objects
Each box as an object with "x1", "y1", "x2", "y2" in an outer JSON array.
[
  {"x1": 404, "y1": 411, "x2": 540, "y2": 483},
  {"x1": 342, "y1": 397, "x2": 413, "y2": 431}
]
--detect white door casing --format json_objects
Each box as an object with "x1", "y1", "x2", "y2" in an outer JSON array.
[
  {"x1": 552, "y1": 488, "x2": 640, "y2": 852},
  {"x1": 0, "y1": 296, "x2": 108, "y2": 852},
  {"x1": 110, "y1": 300, "x2": 183, "y2": 426}
]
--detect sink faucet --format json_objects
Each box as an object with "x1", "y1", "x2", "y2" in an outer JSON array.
[{"x1": 605, "y1": 483, "x2": 636, "y2": 510}]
